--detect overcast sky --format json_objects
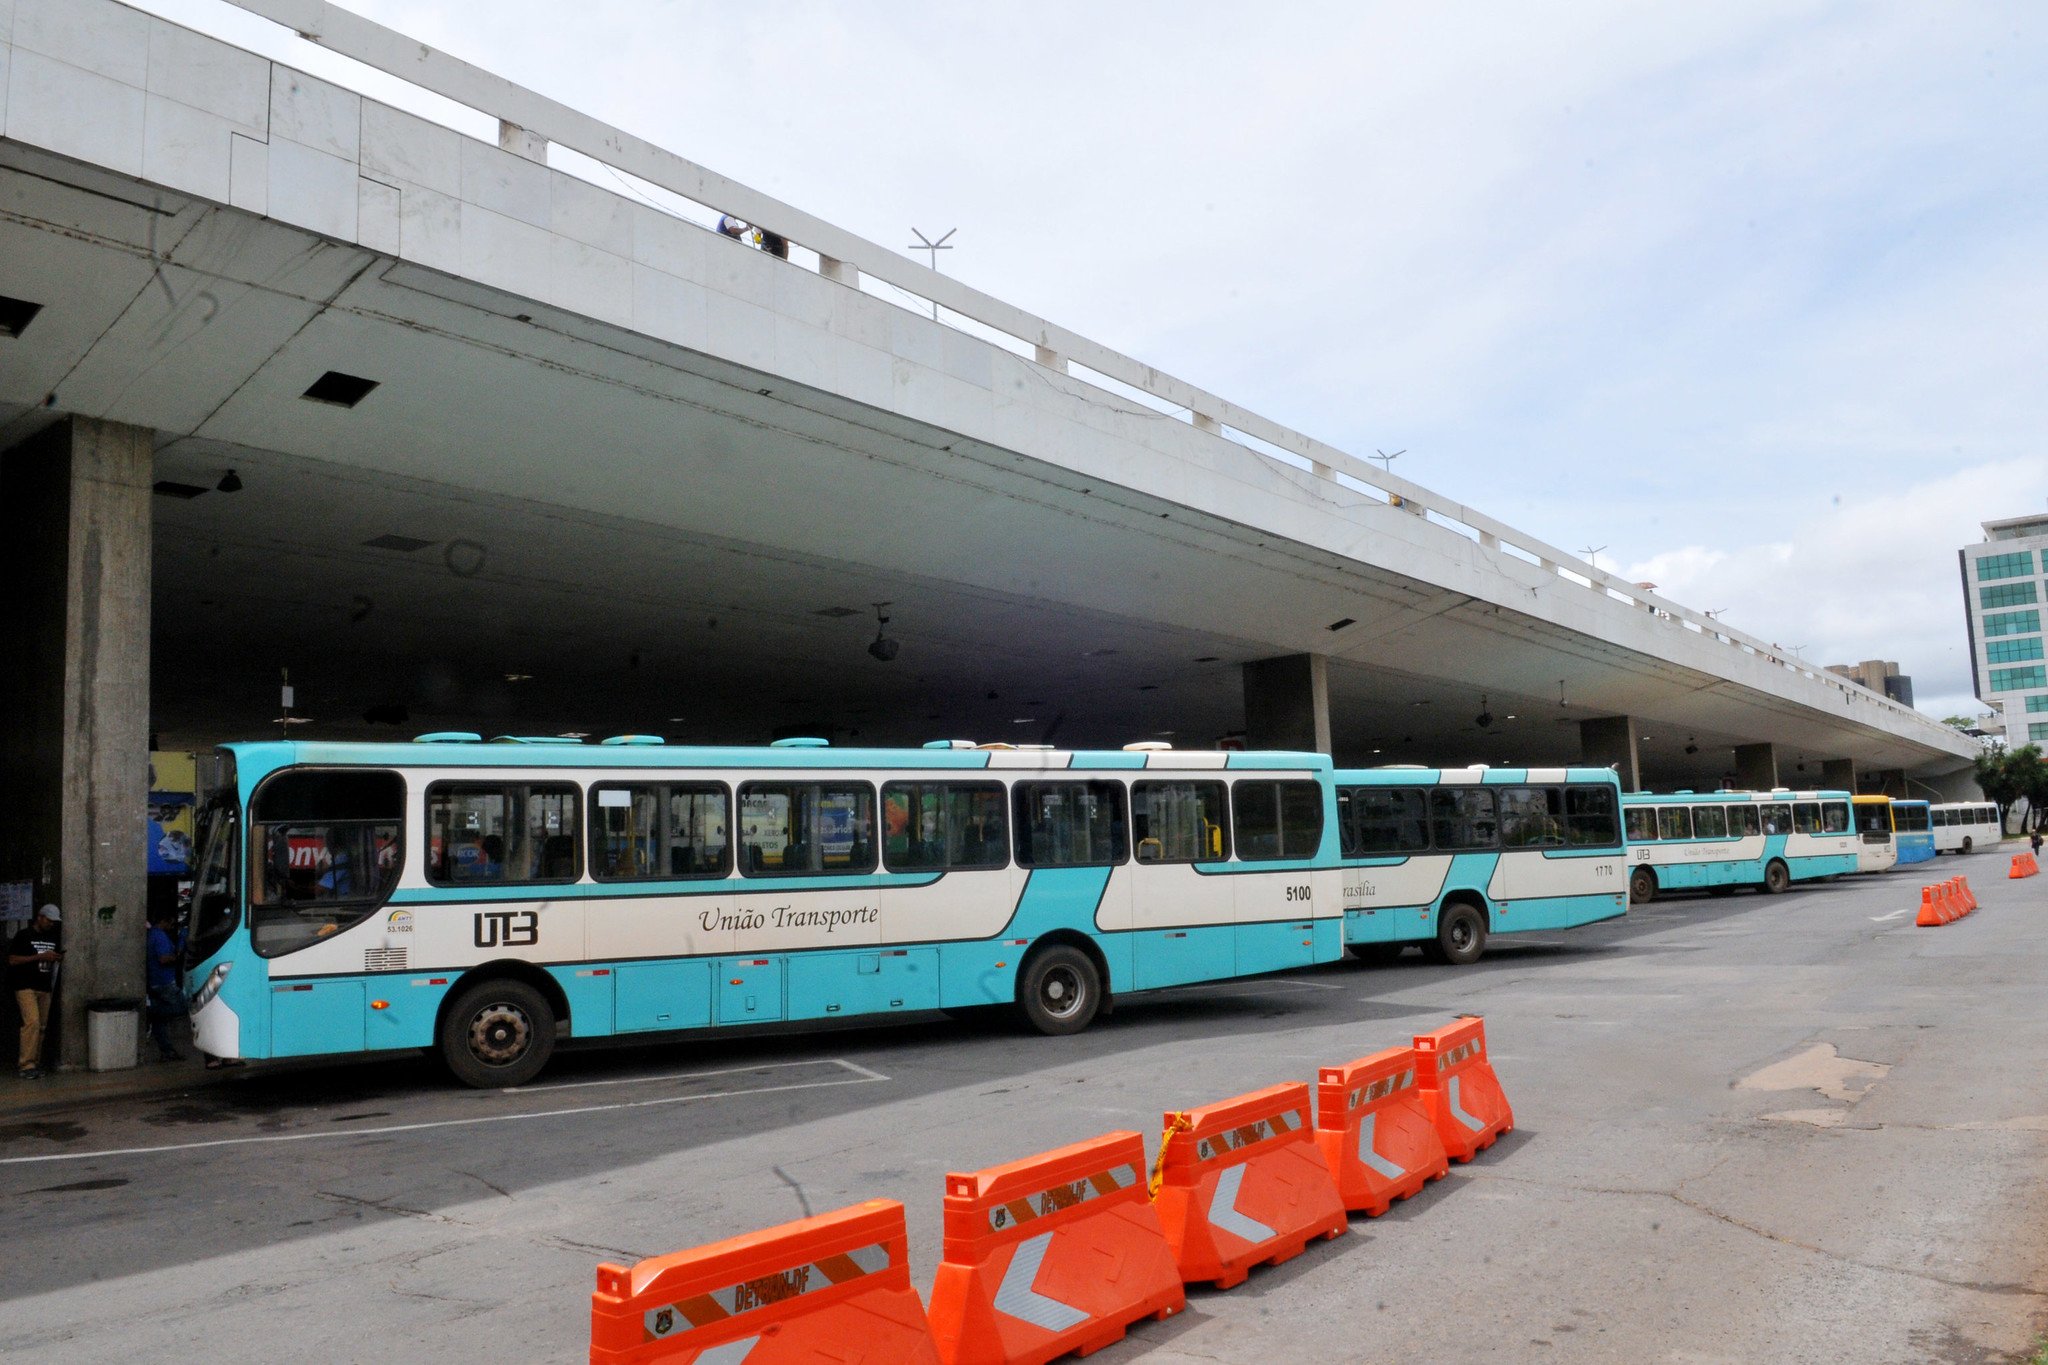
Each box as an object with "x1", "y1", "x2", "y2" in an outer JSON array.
[{"x1": 146, "y1": 0, "x2": 2048, "y2": 719}]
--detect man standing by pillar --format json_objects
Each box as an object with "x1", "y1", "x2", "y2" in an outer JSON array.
[{"x1": 8, "y1": 904, "x2": 63, "y2": 1079}]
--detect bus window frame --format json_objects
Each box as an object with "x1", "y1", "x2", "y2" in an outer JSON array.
[
  {"x1": 881, "y1": 780, "x2": 1010, "y2": 873},
  {"x1": 588, "y1": 780, "x2": 733, "y2": 882},
  {"x1": 738, "y1": 781, "x2": 879, "y2": 878},
  {"x1": 425, "y1": 780, "x2": 583, "y2": 888}
]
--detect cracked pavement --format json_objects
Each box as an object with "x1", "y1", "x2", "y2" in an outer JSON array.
[{"x1": 3, "y1": 864, "x2": 2046, "y2": 1361}]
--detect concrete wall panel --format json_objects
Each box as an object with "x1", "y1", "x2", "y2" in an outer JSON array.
[
  {"x1": 361, "y1": 101, "x2": 461, "y2": 197},
  {"x1": 266, "y1": 135, "x2": 358, "y2": 240},
  {"x1": 7, "y1": 49, "x2": 145, "y2": 175},
  {"x1": 13, "y1": 0, "x2": 147, "y2": 87},
  {"x1": 141, "y1": 92, "x2": 235, "y2": 203},
  {"x1": 145, "y1": 17, "x2": 267, "y2": 133},
  {"x1": 268, "y1": 66, "x2": 358, "y2": 161}
]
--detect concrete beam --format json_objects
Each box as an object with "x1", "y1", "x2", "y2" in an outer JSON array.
[
  {"x1": 1734, "y1": 743, "x2": 1779, "y2": 791},
  {"x1": 1244, "y1": 654, "x2": 1331, "y2": 755},
  {"x1": 0, "y1": 417, "x2": 153, "y2": 1071},
  {"x1": 1579, "y1": 716, "x2": 1641, "y2": 792}
]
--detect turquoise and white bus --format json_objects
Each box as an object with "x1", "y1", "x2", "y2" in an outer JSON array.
[
  {"x1": 1333, "y1": 765, "x2": 1627, "y2": 964},
  {"x1": 183, "y1": 735, "x2": 1347, "y2": 1086},
  {"x1": 1621, "y1": 790, "x2": 1858, "y2": 903},
  {"x1": 1931, "y1": 802, "x2": 2003, "y2": 855},
  {"x1": 1891, "y1": 800, "x2": 1936, "y2": 866},
  {"x1": 1851, "y1": 795, "x2": 1903, "y2": 875}
]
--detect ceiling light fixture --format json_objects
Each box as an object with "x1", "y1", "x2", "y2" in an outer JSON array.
[{"x1": 867, "y1": 602, "x2": 899, "y2": 662}]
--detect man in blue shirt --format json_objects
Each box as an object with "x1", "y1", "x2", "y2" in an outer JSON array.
[{"x1": 145, "y1": 911, "x2": 185, "y2": 1062}]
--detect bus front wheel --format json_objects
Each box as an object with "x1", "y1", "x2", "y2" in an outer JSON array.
[
  {"x1": 1628, "y1": 867, "x2": 1657, "y2": 905},
  {"x1": 1017, "y1": 945, "x2": 1102, "y2": 1036},
  {"x1": 1427, "y1": 902, "x2": 1488, "y2": 966},
  {"x1": 439, "y1": 978, "x2": 556, "y2": 1088},
  {"x1": 1761, "y1": 860, "x2": 1791, "y2": 895}
]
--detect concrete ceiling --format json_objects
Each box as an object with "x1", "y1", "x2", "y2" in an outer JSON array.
[{"x1": 0, "y1": 139, "x2": 1967, "y2": 788}]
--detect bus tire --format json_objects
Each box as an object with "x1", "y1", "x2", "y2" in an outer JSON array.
[
  {"x1": 439, "y1": 978, "x2": 556, "y2": 1088},
  {"x1": 1628, "y1": 866, "x2": 1657, "y2": 905},
  {"x1": 1427, "y1": 902, "x2": 1487, "y2": 966},
  {"x1": 1017, "y1": 944, "x2": 1102, "y2": 1036},
  {"x1": 1761, "y1": 860, "x2": 1791, "y2": 895},
  {"x1": 1347, "y1": 942, "x2": 1406, "y2": 964}
]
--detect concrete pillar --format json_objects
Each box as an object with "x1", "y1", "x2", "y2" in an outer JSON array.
[
  {"x1": 0, "y1": 417, "x2": 153, "y2": 1070},
  {"x1": 1243, "y1": 654, "x2": 1331, "y2": 754},
  {"x1": 1820, "y1": 758, "x2": 1857, "y2": 793},
  {"x1": 1579, "y1": 716, "x2": 1641, "y2": 791},
  {"x1": 1733, "y1": 743, "x2": 1779, "y2": 791}
]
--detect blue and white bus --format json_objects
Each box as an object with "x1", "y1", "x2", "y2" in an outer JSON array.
[
  {"x1": 1851, "y1": 795, "x2": 1903, "y2": 875},
  {"x1": 1891, "y1": 800, "x2": 1936, "y2": 866},
  {"x1": 1621, "y1": 790, "x2": 1858, "y2": 903},
  {"x1": 183, "y1": 735, "x2": 1347, "y2": 1085},
  {"x1": 1932, "y1": 802, "x2": 2003, "y2": 855},
  {"x1": 1333, "y1": 765, "x2": 1628, "y2": 964}
]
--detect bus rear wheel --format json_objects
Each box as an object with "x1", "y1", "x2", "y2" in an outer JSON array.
[
  {"x1": 439, "y1": 978, "x2": 556, "y2": 1088},
  {"x1": 1017, "y1": 944, "x2": 1102, "y2": 1036},
  {"x1": 1427, "y1": 902, "x2": 1488, "y2": 966},
  {"x1": 1761, "y1": 860, "x2": 1791, "y2": 895},
  {"x1": 1628, "y1": 867, "x2": 1657, "y2": 905}
]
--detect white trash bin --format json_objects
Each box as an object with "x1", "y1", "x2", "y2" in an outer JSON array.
[{"x1": 87, "y1": 998, "x2": 141, "y2": 1072}]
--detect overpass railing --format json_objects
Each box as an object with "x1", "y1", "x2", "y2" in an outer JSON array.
[{"x1": 168, "y1": 0, "x2": 1936, "y2": 734}]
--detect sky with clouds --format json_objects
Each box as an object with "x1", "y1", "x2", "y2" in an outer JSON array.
[{"x1": 143, "y1": 0, "x2": 2048, "y2": 718}]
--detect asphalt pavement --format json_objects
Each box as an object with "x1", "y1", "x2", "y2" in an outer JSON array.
[{"x1": 3, "y1": 857, "x2": 2045, "y2": 1363}]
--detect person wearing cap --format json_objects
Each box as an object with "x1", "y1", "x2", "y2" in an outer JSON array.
[{"x1": 7, "y1": 904, "x2": 63, "y2": 1079}]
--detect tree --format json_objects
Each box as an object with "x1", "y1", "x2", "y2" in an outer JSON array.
[{"x1": 1980, "y1": 744, "x2": 2047, "y2": 833}]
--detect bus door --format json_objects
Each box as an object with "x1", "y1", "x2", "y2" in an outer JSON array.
[{"x1": 1127, "y1": 778, "x2": 1229, "y2": 989}]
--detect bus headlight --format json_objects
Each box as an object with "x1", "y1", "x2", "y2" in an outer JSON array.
[{"x1": 191, "y1": 961, "x2": 232, "y2": 1011}]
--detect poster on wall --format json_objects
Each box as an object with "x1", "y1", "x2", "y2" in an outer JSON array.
[{"x1": 149, "y1": 751, "x2": 197, "y2": 876}]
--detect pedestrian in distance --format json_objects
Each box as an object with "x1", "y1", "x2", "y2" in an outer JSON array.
[
  {"x1": 145, "y1": 910, "x2": 185, "y2": 1063},
  {"x1": 8, "y1": 904, "x2": 63, "y2": 1080}
]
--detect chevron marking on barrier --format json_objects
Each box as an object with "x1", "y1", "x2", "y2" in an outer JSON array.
[
  {"x1": 1446, "y1": 1076, "x2": 1485, "y2": 1132},
  {"x1": 1356, "y1": 1112, "x2": 1409, "y2": 1180},
  {"x1": 1206, "y1": 1164, "x2": 1279, "y2": 1244},
  {"x1": 989, "y1": 1232, "x2": 1090, "y2": 1333}
]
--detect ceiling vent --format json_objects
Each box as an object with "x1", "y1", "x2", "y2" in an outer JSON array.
[
  {"x1": 302, "y1": 371, "x2": 380, "y2": 408},
  {"x1": 0, "y1": 296, "x2": 43, "y2": 338}
]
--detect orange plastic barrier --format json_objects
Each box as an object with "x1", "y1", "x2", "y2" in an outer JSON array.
[
  {"x1": 1414, "y1": 1016, "x2": 1514, "y2": 1162},
  {"x1": 925, "y1": 1131, "x2": 1182, "y2": 1365},
  {"x1": 1153, "y1": 1082, "x2": 1346, "y2": 1289},
  {"x1": 1916, "y1": 885, "x2": 1942, "y2": 928},
  {"x1": 1314, "y1": 1047, "x2": 1449, "y2": 1216},
  {"x1": 590, "y1": 1199, "x2": 939, "y2": 1365}
]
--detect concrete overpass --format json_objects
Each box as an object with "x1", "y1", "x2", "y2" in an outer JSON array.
[{"x1": 0, "y1": 0, "x2": 1977, "y2": 1057}]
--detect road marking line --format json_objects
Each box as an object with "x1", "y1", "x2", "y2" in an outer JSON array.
[
  {"x1": 0, "y1": 1061, "x2": 887, "y2": 1166},
  {"x1": 525, "y1": 1056, "x2": 869, "y2": 1094}
]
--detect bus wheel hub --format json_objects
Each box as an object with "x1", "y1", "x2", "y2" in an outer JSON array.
[{"x1": 470, "y1": 1004, "x2": 530, "y2": 1062}]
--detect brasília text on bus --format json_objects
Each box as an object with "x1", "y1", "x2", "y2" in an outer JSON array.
[{"x1": 183, "y1": 735, "x2": 1626, "y2": 1086}]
